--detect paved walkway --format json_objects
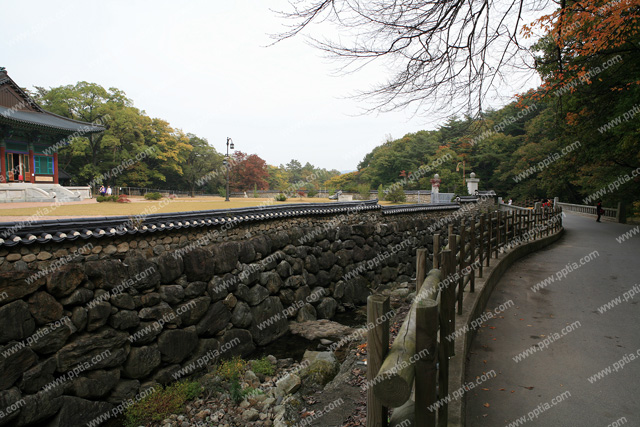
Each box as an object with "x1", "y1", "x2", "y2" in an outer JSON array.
[{"x1": 465, "y1": 212, "x2": 640, "y2": 426}]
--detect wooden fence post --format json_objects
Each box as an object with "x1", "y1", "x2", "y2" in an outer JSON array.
[
  {"x1": 495, "y1": 210, "x2": 501, "y2": 258},
  {"x1": 416, "y1": 299, "x2": 439, "y2": 427},
  {"x1": 486, "y1": 213, "x2": 492, "y2": 266},
  {"x1": 469, "y1": 219, "x2": 476, "y2": 292},
  {"x1": 367, "y1": 295, "x2": 390, "y2": 427},
  {"x1": 433, "y1": 234, "x2": 441, "y2": 270},
  {"x1": 458, "y1": 221, "x2": 466, "y2": 315},
  {"x1": 438, "y1": 250, "x2": 453, "y2": 427},
  {"x1": 416, "y1": 248, "x2": 428, "y2": 293},
  {"x1": 478, "y1": 215, "x2": 485, "y2": 276}
]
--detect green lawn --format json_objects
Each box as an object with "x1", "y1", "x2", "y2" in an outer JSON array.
[{"x1": 0, "y1": 197, "x2": 398, "y2": 217}]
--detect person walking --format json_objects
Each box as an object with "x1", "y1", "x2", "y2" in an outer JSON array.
[
  {"x1": 596, "y1": 200, "x2": 603, "y2": 222},
  {"x1": 99, "y1": 185, "x2": 105, "y2": 196},
  {"x1": 106, "y1": 186, "x2": 112, "y2": 196}
]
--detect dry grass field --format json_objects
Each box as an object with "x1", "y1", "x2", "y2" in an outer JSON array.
[{"x1": 0, "y1": 196, "x2": 398, "y2": 219}]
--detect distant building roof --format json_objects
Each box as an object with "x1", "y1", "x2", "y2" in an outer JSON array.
[{"x1": 0, "y1": 68, "x2": 104, "y2": 135}]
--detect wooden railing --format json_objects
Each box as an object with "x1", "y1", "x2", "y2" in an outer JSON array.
[{"x1": 366, "y1": 206, "x2": 563, "y2": 427}]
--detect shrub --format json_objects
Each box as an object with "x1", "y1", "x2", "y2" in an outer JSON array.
[
  {"x1": 377, "y1": 184, "x2": 384, "y2": 200},
  {"x1": 218, "y1": 187, "x2": 226, "y2": 198},
  {"x1": 275, "y1": 193, "x2": 287, "y2": 202},
  {"x1": 253, "y1": 184, "x2": 259, "y2": 198},
  {"x1": 386, "y1": 186, "x2": 406, "y2": 203},
  {"x1": 358, "y1": 184, "x2": 371, "y2": 200},
  {"x1": 216, "y1": 356, "x2": 247, "y2": 381},
  {"x1": 168, "y1": 193, "x2": 177, "y2": 199},
  {"x1": 96, "y1": 195, "x2": 118, "y2": 202},
  {"x1": 307, "y1": 189, "x2": 318, "y2": 198},
  {"x1": 117, "y1": 194, "x2": 131, "y2": 203},
  {"x1": 144, "y1": 192, "x2": 162, "y2": 200},
  {"x1": 124, "y1": 381, "x2": 201, "y2": 427},
  {"x1": 250, "y1": 357, "x2": 275, "y2": 376}
]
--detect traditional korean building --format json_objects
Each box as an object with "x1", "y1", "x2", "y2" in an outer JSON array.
[{"x1": 0, "y1": 67, "x2": 103, "y2": 201}]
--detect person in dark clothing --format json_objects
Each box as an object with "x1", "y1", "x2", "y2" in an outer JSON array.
[{"x1": 596, "y1": 201, "x2": 603, "y2": 222}]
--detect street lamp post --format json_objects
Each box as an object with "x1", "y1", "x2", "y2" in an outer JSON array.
[{"x1": 224, "y1": 137, "x2": 234, "y2": 201}]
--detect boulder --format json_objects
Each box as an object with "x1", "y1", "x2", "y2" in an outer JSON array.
[
  {"x1": 109, "y1": 310, "x2": 140, "y2": 330},
  {"x1": 237, "y1": 284, "x2": 270, "y2": 306},
  {"x1": 183, "y1": 248, "x2": 215, "y2": 282},
  {"x1": 177, "y1": 296, "x2": 211, "y2": 326},
  {"x1": 214, "y1": 242, "x2": 240, "y2": 274},
  {"x1": 47, "y1": 395, "x2": 114, "y2": 427},
  {"x1": 68, "y1": 368, "x2": 120, "y2": 399},
  {"x1": 250, "y1": 235, "x2": 272, "y2": 258},
  {"x1": 55, "y1": 328, "x2": 129, "y2": 372},
  {"x1": 182, "y1": 338, "x2": 220, "y2": 375},
  {"x1": 0, "y1": 387, "x2": 22, "y2": 425},
  {"x1": 316, "y1": 297, "x2": 338, "y2": 319},
  {"x1": 15, "y1": 389, "x2": 64, "y2": 426},
  {"x1": 0, "y1": 270, "x2": 45, "y2": 306},
  {"x1": 155, "y1": 252, "x2": 184, "y2": 284},
  {"x1": 276, "y1": 260, "x2": 292, "y2": 278},
  {"x1": 70, "y1": 307, "x2": 87, "y2": 332},
  {"x1": 238, "y1": 240, "x2": 257, "y2": 264},
  {"x1": 296, "y1": 304, "x2": 317, "y2": 322},
  {"x1": 123, "y1": 345, "x2": 161, "y2": 379},
  {"x1": 158, "y1": 285, "x2": 185, "y2": 304},
  {"x1": 300, "y1": 350, "x2": 340, "y2": 388},
  {"x1": 184, "y1": 281, "x2": 207, "y2": 298},
  {"x1": 106, "y1": 379, "x2": 140, "y2": 404},
  {"x1": 0, "y1": 300, "x2": 35, "y2": 344},
  {"x1": 59, "y1": 288, "x2": 94, "y2": 307},
  {"x1": 30, "y1": 321, "x2": 76, "y2": 355},
  {"x1": 153, "y1": 364, "x2": 183, "y2": 385},
  {"x1": 0, "y1": 344, "x2": 37, "y2": 390},
  {"x1": 231, "y1": 301, "x2": 253, "y2": 329},
  {"x1": 157, "y1": 327, "x2": 198, "y2": 363},
  {"x1": 249, "y1": 297, "x2": 288, "y2": 346},
  {"x1": 304, "y1": 255, "x2": 320, "y2": 274},
  {"x1": 260, "y1": 271, "x2": 283, "y2": 294},
  {"x1": 84, "y1": 260, "x2": 127, "y2": 291},
  {"x1": 138, "y1": 302, "x2": 177, "y2": 324},
  {"x1": 46, "y1": 263, "x2": 85, "y2": 297},
  {"x1": 19, "y1": 357, "x2": 57, "y2": 394},
  {"x1": 220, "y1": 329, "x2": 255, "y2": 359},
  {"x1": 289, "y1": 319, "x2": 356, "y2": 342},
  {"x1": 126, "y1": 255, "x2": 162, "y2": 291},
  {"x1": 275, "y1": 374, "x2": 301, "y2": 397},
  {"x1": 86, "y1": 301, "x2": 111, "y2": 332},
  {"x1": 196, "y1": 301, "x2": 231, "y2": 336}
]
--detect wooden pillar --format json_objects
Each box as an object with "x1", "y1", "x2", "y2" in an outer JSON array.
[
  {"x1": 0, "y1": 144, "x2": 5, "y2": 183},
  {"x1": 433, "y1": 234, "x2": 441, "y2": 270},
  {"x1": 53, "y1": 152, "x2": 59, "y2": 184},
  {"x1": 495, "y1": 211, "x2": 501, "y2": 258},
  {"x1": 416, "y1": 298, "x2": 438, "y2": 427},
  {"x1": 28, "y1": 147, "x2": 35, "y2": 184},
  {"x1": 367, "y1": 295, "x2": 390, "y2": 427}
]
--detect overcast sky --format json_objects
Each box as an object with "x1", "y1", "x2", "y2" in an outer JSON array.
[{"x1": 2, "y1": 1, "x2": 543, "y2": 172}]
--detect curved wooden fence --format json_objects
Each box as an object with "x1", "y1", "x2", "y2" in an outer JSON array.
[{"x1": 366, "y1": 206, "x2": 563, "y2": 427}]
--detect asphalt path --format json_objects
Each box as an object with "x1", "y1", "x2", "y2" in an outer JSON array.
[{"x1": 465, "y1": 212, "x2": 640, "y2": 427}]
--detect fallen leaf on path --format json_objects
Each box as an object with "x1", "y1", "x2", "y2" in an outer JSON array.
[{"x1": 483, "y1": 403, "x2": 490, "y2": 408}]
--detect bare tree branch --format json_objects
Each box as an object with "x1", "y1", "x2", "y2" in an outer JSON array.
[{"x1": 272, "y1": 0, "x2": 553, "y2": 117}]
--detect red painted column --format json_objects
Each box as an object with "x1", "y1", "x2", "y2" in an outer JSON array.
[
  {"x1": 0, "y1": 146, "x2": 5, "y2": 183},
  {"x1": 29, "y1": 148, "x2": 35, "y2": 183},
  {"x1": 53, "y1": 153, "x2": 58, "y2": 184}
]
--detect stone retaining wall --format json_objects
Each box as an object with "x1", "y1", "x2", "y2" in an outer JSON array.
[{"x1": 0, "y1": 199, "x2": 493, "y2": 426}]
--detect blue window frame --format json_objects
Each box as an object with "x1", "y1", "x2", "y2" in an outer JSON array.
[{"x1": 34, "y1": 156, "x2": 53, "y2": 175}]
